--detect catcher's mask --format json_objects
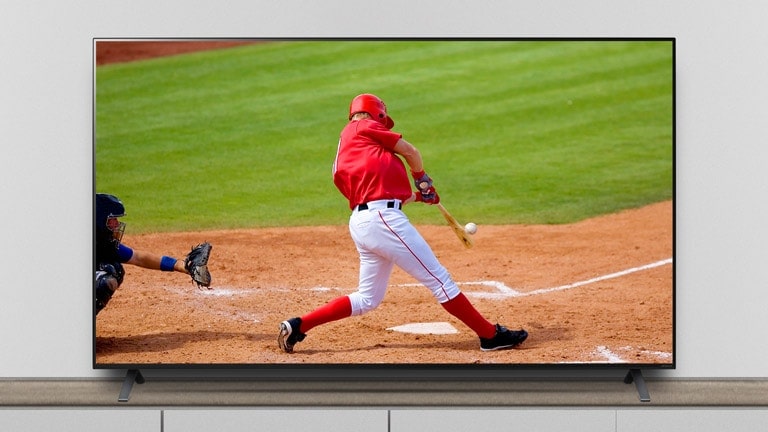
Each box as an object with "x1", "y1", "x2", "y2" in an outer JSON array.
[
  {"x1": 349, "y1": 93, "x2": 395, "y2": 129},
  {"x1": 95, "y1": 193, "x2": 126, "y2": 246}
]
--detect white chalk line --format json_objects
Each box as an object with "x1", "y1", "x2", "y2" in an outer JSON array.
[
  {"x1": 591, "y1": 345, "x2": 672, "y2": 364},
  {"x1": 557, "y1": 346, "x2": 672, "y2": 364},
  {"x1": 159, "y1": 257, "x2": 672, "y2": 300},
  {"x1": 596, "y1": 345, "x2": 625, "y2": 363},
  {"x1": 152, "y1": 261, "x2": 674, "y2": 357},
  {"x1": 461, "y1": 258, "x2": 673, "y2": 299},
  {"x1": 156, "y1": 258, "x2": 672, "y2": 330},
  {"x1": 394, "y1": 258, "x2": 674, "y2": 353},
  {"x1": 160, "y1": 286, "x2": 265, "y2": 323}
]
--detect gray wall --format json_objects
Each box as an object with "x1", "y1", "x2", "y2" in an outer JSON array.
[{"x1": 2, "y1": 0, "x2": 767, "y2": 379}]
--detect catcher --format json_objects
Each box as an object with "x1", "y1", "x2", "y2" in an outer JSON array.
[{"x1": 94, "y1": 193, "x2": 212, "y2": 316}]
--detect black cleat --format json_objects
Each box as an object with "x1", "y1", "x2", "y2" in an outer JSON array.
[
  {"x1": 278, "y1": 317, "x2": 306, "y2": 353},
  {"x1": 479, "y1": 324, "x2": 528, "y2": 351}
]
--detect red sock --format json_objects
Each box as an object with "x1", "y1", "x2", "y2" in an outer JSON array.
[
  {"x1": 441, "y1": 293, "x2": 496, "y2": 339},
  {"x1": 300, "y1": 296, "x2": 353, "y2": 333}
]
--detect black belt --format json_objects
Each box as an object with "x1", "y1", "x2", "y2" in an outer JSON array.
[{"x1": 356, "y1": 201, "x2": 402, "y2": 211}]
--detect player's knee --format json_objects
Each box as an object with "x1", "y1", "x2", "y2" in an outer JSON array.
[
  {"x1": 359, "y1": 297, "x2": 381, "y2": 314},
  {"x1": 349, "y1": 293, "x2": 383, "y2": 315},
  {"x1": 95, "y1": 271, "x2": 120, "y2": 315},
  {"x1": 429, "y1": 281, "x2": 461, "y2": 303}
]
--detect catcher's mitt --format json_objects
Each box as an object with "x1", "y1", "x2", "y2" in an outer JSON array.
[{"x1": 184, "y1": 241, "x2": 212, "y2": 289}]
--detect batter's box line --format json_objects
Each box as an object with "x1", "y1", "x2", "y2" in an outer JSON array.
[
  {"x1": 559, "y1": 346, "x2": 672, "y2": 364},
  {"x1": 594, "y1": 345, "x2": 673, "y2": 364},
  {"x1": 396, "y1": 258, "x2": 673, "y2": 299}
]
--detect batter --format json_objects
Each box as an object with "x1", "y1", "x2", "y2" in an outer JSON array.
[{"x1": 277, "y1": 94, "x2": 528, "y2": 353}]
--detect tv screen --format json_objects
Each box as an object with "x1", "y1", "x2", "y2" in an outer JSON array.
[{"x1": 94, "y1": 39, "x2": 674, "y2": 371}]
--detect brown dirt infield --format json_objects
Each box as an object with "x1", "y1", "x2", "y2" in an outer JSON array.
[
  {"x1": 95, "y1": 200, "x2": 673, "y2": 366},
  {"x1": 94, "y1": 42, "x2": 673, "y2": 366}
]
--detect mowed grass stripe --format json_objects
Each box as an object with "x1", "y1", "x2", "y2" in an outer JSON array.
[{"x1": 95, "y1": 40, "x2": 673, "y2": 232}]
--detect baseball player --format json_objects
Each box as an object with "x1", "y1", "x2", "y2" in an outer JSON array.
[
  {"x1": 278, "y1": 94, "x2": 528, "y2": 353},
  {"x1": 94, "y1": 193, "x2": 212, "y2": 316}
]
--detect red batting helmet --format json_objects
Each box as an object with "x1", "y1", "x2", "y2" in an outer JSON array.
[{"x1": 349, "y1": 93, "x2": 395, "y2": 129}]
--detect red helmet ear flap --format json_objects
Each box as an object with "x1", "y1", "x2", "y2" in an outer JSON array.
[
  {"x1": 382, "y1": 113, "x2": 395, "y2": 129},
  {"x1": 349, "y1": 94, "x2": 395, "y2": 129}
]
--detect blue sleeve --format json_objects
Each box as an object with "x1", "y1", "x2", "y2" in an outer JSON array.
[{"x1": 117, "y1": 243, "x2": 134, "y2": 263}]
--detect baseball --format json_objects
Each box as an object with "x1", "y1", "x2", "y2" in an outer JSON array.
[{"x1": 464, "y1": 222, "x2": 477, "y2": 235}]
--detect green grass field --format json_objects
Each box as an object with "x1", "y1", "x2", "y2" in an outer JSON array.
[{"x1": 95, "y1": 40, "x2": 673, "y2": 233}]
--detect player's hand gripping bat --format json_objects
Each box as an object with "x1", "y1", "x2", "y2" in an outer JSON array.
[{"x1": 435, "y1": 203, "x2": 473, "y2": 249}]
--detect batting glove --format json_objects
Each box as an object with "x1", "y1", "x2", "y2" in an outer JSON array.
[
  {"x1": 415, "y1": 187, "x2": 440, "y2": 204},
  {"x1": 412, "y1": 171, "x2": 433, "y2": 193}
]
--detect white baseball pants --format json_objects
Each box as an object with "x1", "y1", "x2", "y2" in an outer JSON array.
[{"x1": 346, "y1": 199, "x2": 461, "y2": 316}]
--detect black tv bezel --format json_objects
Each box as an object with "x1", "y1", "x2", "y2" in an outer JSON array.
[{"x1": 92, "y1": 37, "x2": 676, "y2": 375}]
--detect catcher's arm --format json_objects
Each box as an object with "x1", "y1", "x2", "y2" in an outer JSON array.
[
  {"x1": 124, "y1": 242, "x2": 213, "y2": 289},
  {"x1": 125, "y1": 250, "x2": 187, "y2": 274}
]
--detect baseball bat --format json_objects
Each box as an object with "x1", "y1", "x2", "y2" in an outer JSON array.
[{"x1": 435, "y1": 203, "x2": 474, "y2": 249}]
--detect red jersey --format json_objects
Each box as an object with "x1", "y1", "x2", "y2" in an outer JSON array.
[{"x1": 333, "y1": 119, "x2": 412, "y2": 209}]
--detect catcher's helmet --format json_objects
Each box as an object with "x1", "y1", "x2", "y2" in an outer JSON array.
[
  {"x1": 95, "y1": 193, "x2": 126, "y2": 246},
  {"x1": 349, "y1": 94, "x2": 395, "y2": 129}
]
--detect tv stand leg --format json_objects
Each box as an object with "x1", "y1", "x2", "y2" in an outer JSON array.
[
  {"x1": 624, "y1": 368, "x2": 651, "y2": 402},
  {"x1": 118, "y1": 369, "x2": 145, "y2": 402}
]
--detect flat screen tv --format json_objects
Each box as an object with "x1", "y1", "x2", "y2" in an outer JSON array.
[{"x1": 94, "y1": 38, "x2": 674, "y2": 378}]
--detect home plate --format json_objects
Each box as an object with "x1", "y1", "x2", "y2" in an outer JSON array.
[{"x1": 386, "y1": 322, "x2": 459, "y2": 335}]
